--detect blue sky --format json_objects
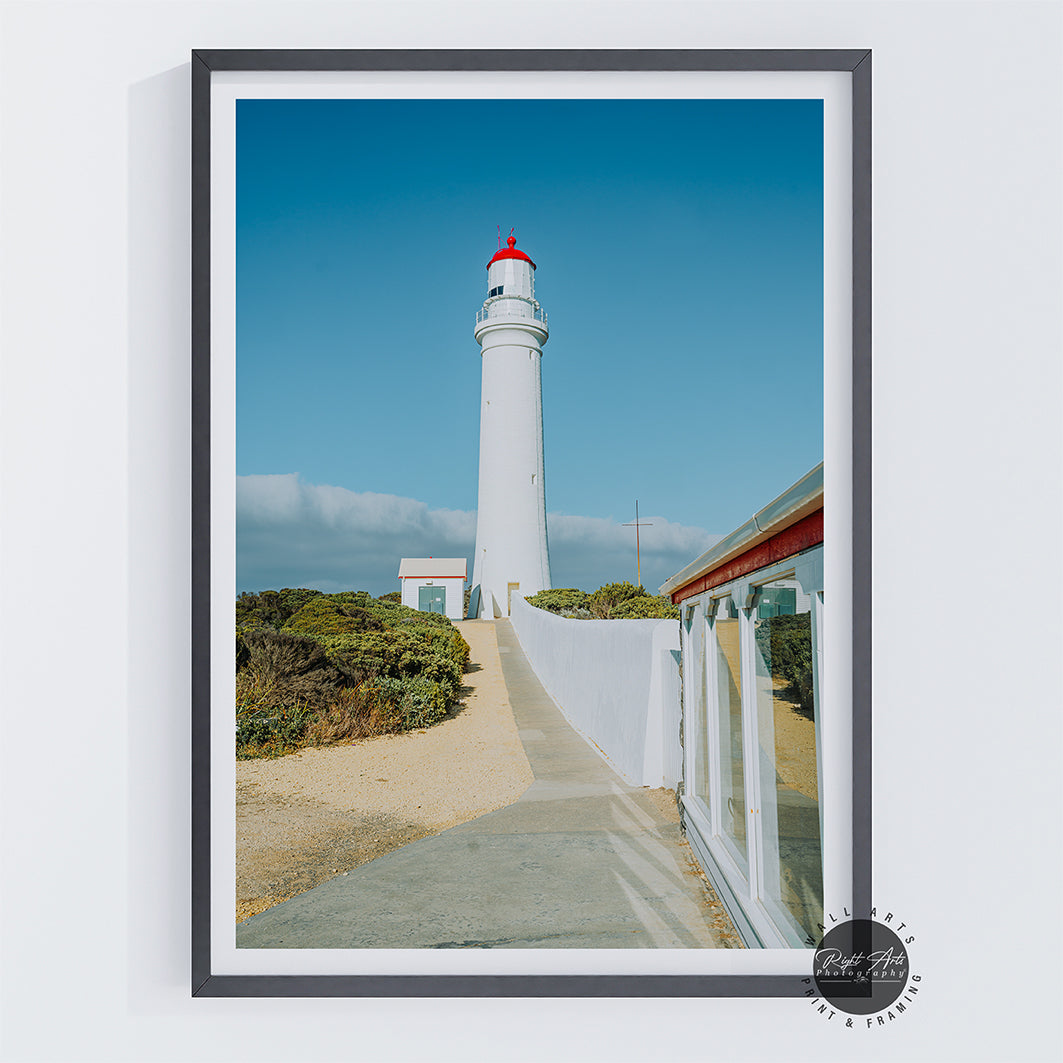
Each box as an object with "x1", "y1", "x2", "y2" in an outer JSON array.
[{"x1": 236, "y1": 97, "x2": 823, "y2": 596}]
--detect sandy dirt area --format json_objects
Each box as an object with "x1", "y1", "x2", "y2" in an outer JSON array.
[
  {"x1": 236, "y1": 620, "x2": 533, "y2": 922},
  {"x1": 770, "y1": 680, "x2": 819, "y2": 802}
]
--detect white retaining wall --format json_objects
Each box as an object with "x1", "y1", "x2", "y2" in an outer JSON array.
[{"x1": 509, "y1": 595, "x2": 682, "y2": 788}]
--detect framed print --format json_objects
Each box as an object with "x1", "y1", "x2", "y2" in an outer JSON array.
[{"x1": 192, "y1": 49, "x2": 871, "y2": 997}]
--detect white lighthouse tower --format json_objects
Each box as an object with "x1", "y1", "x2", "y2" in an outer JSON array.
[{"x1": 468, "y1": 234, "x2": 552, "y2": 618}]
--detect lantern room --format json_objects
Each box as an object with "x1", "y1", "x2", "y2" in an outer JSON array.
[{"x1": 486, "y1": 235, "x2": 536, "y2": 300}]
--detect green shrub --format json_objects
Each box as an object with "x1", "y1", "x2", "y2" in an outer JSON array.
[
  {"x1": 236, "y1": 587, "x2": 325, "y2": 631},
  {"x1": 587, "y1": 581, "x2": 646, "y2": 618},
  {"x1": 368, "y1": 675, "x2": 451, "y2": 731},
  {"x1": 332, "y1": 633, "x2": 463, "y2": 699},
  {"x1": 283, "y1": 596, "x2": 386, "y2": 638},
  {"x1": 525, "y1": 588, "x2": 590, "y2": 614},
  {"x1": 276, "y1": 587, "x2": 325, "y2": 622},
  {"x1": 235, "y1": 675, "x2": 314, "y2": 758},
  {"x1": 236, "y1": 704, "x2": 313, "y2": 759},
  {"x1": 389, "y1": 606, "x2": 454, "y2": 629},
  {"x1": 236, "y1": 628, "x2": 249, "y2": 671},
  {"x1": 236, "y1": 590, "x2": 283, "y2": 631},
  {"x1": 326, "y1": 590, "x2": 374, "y2": 609},
  {"x1": 235, "y1": 588, "x2": 470, "y2": 758},
  {"x1": 610, "y1": 594, "x2": 680, "y2": 619},
  {"x1": 526, "y1": 583, "x2": 678, "y2": 620},
  {"x1": 419, "y1": 624, "x2": 471, "y2": 670},
  {"x1": 319, "y1": 629, "x2": 392, "y2": 683}
]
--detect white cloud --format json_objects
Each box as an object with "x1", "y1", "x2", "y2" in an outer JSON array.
[
  {"x1": 237, "y1": 474, "x2": 475, "y2": 595},
  {"x1": 547, "y1": 512, "x2": 719, "y2": 593},
  {"x1": 237, "y1": 474, "x2": 717, "y2": 597}
]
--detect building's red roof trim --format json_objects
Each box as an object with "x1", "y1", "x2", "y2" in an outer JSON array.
[
  {"x1": 670, "y1": 510, "x2": 824, "y2": 604},
  {"x1": 487, "y1": 235, "x2": 536, "y2": 270}
]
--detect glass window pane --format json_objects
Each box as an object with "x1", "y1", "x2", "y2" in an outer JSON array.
[
  {"x1": 714, "y1": 608, "x2": 747, "y2": 872},
  {"x1": 753, "y1": 579, "x2": 822, "y2": 941}
]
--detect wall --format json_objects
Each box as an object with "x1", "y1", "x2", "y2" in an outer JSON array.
[
  {"x1": 0, "y1": 3, "x2": 1060, "y2": 1062},
  {"x1": 509, "y1": 595, "x2": 680, "y2": 788}
]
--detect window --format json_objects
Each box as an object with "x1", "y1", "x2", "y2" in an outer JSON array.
[
  {"x1": 757, "y1": 585, "x2": 796, "y2": 618},
  {"x1": 752, "y1": 578, "x2": 821, "y2": 942},
  {"x1": 488, "y1": 285, "x2": 503, "y2": 297},
  {"x1": 688, "y1": 604, "x2": 710, "y2": 818},
  {"x1": 679, "y1": 549, "x2": 824, "y2": 947},
  {"x1": 712, "y1": 598, "x2": 747, "y2": 874}
]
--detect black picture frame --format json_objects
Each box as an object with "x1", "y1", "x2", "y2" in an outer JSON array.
[{"x1": 192, "y1": 47, "x2": 871, "y2": 998}]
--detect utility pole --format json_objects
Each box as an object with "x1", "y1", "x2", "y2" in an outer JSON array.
[{"x1": 622, "y1": 500, "x2": 653, "y2": 588}]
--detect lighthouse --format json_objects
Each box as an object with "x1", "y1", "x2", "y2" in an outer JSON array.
[{"x1": 467, "y1": 234, "x2": 552, "y2": 618}]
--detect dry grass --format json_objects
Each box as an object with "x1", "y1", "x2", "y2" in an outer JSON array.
[
  {"x1": 303, "y1": 686, "x2": 388, "y2": 746},
  {"x1": 236, "y1": 674, "x2": 440, "y2": 758}
]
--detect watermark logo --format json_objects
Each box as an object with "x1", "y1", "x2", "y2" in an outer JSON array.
[{"x1": 803, "y1": 910, "x2": 921, "y2": 1027}]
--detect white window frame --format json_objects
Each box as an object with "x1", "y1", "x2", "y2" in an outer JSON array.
[
  {"x1": 679, "y1": 544, "x2": 832, "y2": 948},
  {"x1": 703, "y1": 592, "x2": 752, "y2": 884}
]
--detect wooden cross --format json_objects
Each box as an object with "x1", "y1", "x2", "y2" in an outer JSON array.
[{"x1": 622, "y1": 500, "x2": 654, "y2": 588}]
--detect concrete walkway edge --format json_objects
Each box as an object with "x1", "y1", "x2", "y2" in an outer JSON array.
[{"x1": 236, "y1": 620, "x2": 741, "y2": 949}]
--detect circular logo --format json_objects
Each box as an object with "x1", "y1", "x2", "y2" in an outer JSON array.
[{"x1": 813, "y1": 919, "x2": 911, "y2": 1015}]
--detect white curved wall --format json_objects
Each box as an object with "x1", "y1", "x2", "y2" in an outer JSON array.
[{"x1": 509, "y1": 595, "x2": 681, "y2": 788}]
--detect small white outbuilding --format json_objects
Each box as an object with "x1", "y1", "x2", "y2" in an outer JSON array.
[{"x1": 397, "y1": 558, "x2": 467, "y2": 620}]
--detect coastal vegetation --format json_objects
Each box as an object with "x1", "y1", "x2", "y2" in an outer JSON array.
[
  {"x1": 235, "y1": 589, "x2": 470, "y2": 759},
  {"x1": 525, "y1": 581, "x2": 679, "y2": 620}
]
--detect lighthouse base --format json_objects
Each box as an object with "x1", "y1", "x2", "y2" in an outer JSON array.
[
  {"x1": 466, "y1": 578, "x2": 544, "y2": 619},
  {"x1": 466, "y1": 584, "x2": 506, "y2": 619}
]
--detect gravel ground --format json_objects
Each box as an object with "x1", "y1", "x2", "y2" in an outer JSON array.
[
  {"x1": 770, "y1": 681, "x2": 819, "y2": 802},
  {"x1": 236, "y1": 620, "x2": 533, "y2": 922}
]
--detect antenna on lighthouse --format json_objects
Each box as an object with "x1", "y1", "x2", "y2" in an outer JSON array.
[{"x1": 497, "y1": 224, "x2": 501, "y2": 250}]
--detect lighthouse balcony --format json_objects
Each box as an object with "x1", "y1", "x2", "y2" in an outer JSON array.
[{"x1": 475, "y1": 302, "x2": 548, "y2": 329}]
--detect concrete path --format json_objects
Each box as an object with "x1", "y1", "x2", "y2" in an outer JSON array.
[{"x1": 236, "y1": 620, "x2": 740, "y2": 949}]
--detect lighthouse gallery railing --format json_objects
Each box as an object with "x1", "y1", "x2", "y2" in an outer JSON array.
[{"x1": 476, "y1": 304, "x2": 547, "y2": 328}]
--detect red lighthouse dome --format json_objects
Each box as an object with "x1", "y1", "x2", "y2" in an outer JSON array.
[{"x1": 487, "y1": 235, "x2": 536, "y2": 270}]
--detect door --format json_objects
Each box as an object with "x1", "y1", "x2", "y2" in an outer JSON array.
[
  {"x1": 418, "y1": 586, "x2": 446, "y2": 614},
  {"x1": 507, "y1": 582, "x2": 520, "y2": 615}
]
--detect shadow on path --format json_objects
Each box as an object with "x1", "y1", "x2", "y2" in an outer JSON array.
[{"x1": 236, "y1": 621, "x2": 741, "y2": 949}]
